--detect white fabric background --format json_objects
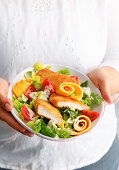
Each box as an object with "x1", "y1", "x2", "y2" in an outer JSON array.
[
  {"x1": 0, "y1": 0, "x2": 109, "y2": 140},
  {"x1": 101, "y1": 0, "x2": 119, "y2": 169},
  {"x1": 0, "y1": 0, "x2": 119, "y2": 169},
  {"x1": 108, "y1": 0, "x2": 119, "y2": 147}
]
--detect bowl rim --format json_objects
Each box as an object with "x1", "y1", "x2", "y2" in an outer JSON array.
[{"x1": 8, "y1": 64, "x2": 104, "y2": 142}]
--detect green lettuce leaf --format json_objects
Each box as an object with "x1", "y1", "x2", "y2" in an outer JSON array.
[
  {"x1": 12, "y1": 94, "x2": 16, "y2": 102},
  {"x1": 47, "y1": 120, "x2": 58, "y2": 134},
  {"x1": 24, "y1": 74, "x2": 27, "y2": 79},
  {"x1": 60, "y1": 108, "x2": 81, "y2": 120},
  {"x1": 64, "y1": 118, "x2": 74, "y2": 129},
  {"x1": 62, "y1": 112, "x2": 69, "y2": 121},
  {"x1": 57, "y1": 68, "x2": 70, "y2": 75},
  {"x1": 81, "y1": 80, "x2": 88, "y2": 87},
  {"x1": 12, "y1": 95, "x2": 31, "y2": 112},
  {"x1": 27, "y1": 121, "x2": 35, "y2": 128},
  {"x1": 29, "y1": 100, "x2": 36, "y2": 110},
  {"x1": 13, "y1": 99, "x2": 24, "y2": 112},
  {"x1": 80, "y1": 91, "x2": 103, "y2": 110},
  {"x1": 33, "y1": 61, "x2": 44, "y2": 71},
  {"x1": 91, "y1": 92, "x2": 103, "y2": 105},
  {"x1": 46, "y1": 65, "x2": 51, "y2": 69},
  {"x1": 32, "y1": 75, "x2": 42, "y2": 90},
  {"x1": 33, "y1": 119, "x2": 42, "y2": 133},
  {"x1": 24, "y1": 71, "x2": 35, "y2": 80},
  {"x1": 40, "y1": 121, "x2": 56, "y2": 137},
  {"x1": 19, "y1": 112, "x2": 24, "y2": 121},
  {"x1": 38, "y1": 91, "x2": 49, "y2": 101},
  {"x1": 57, "y1": 129, "x2": 71, "y2": 138},
  {"x1": 18, "y1": 94, "x2": 28, "y2": 103}
]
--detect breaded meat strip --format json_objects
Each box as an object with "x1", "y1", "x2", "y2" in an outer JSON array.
[
  {"x1": 35, "y1": 99, "x2": 63, "y2": 127},
  {"x1": 49, "y1": 93, "x2": 90, "y2": 111},
  {"x1": 36, "y1": 68, "x2": 81, "y2": 90}
]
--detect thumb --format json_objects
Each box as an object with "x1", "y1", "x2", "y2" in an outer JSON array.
[
  {"x1": 0, "y1": 78, "x2": 13, "y2": 111},
  {"x1": 0, "y1": 93, "x2": 13, "y2": 111},
  {"x1": 99, "y1": 80, "x2": 112, "y2": 104}
]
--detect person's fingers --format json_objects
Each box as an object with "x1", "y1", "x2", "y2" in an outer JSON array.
[
  {"x1": 0, "y1": 78, "x2": 12, "y2": 111},
  {"x1": 87, "y1": 71, "x2": 112, "y2": 103},
  {"x1": 99, "y1": 79, "x2": 112, "y2": 104},
  {"x1": 0, "y1": 107, "x2": 34, "y2": 137},
  {"x1": 8, "y1": 82, "x2": 10, "y2": 86},
  {"x1": 0, "y1": 93, "x2": 13, "y2": 111},
  {"x1": 104, "y1": 101, "x2": 107, "y2": 112},
  {"x1": 86, "y1": 73, "x2": 89, "y2": 77},
  {"x1": 0, "y1": 78, "x2": 9, "y2": 96}
]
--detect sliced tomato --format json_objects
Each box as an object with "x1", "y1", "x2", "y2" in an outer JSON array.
[
  {"x1": 82, "y1": 110, "x2": 100, "y2": 121},
  {"x1": 25, "y1": 85, "x2": 37, "y2": 100},
  {"x1": 22, "y1": 105, "x2": 36, "y2": 121},
  {"x1": 71, "y1": 76, "x2": 78, "y2": 81},
  {"x1": 42, "y1": 78, "x2": 55, "y2": 94}
]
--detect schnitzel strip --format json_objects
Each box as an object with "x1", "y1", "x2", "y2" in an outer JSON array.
[
  {"x1": 49, "y1": 93, "x2": 90, "y2": 111},
  {"x1": 36, "y1": 68, "x2": 81, "y2": 90},
  {"x1": 35, "y1": 99, "x2": 63, "y2": 127}
]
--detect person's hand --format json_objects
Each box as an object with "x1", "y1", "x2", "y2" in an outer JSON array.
[
  {"x1": 0, "y1": 78, "x2": 34, "y2": 137},
  {"x1": 87, "y1": 66, "x2": 119, "y2": 103}
]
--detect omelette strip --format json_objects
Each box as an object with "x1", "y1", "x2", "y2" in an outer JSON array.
[
  {"x1": 36, "y1": 68, "x2": 81, "y2": 90},
  {"x1": 35, "y1": 99, "x2": 63, "y2": 127},
  {"x1": 49, "y1": 93, "x2": 90, "y2": 110},
  {"x1": 72, "y1": 115, "x2": 91, "y2": 136}
]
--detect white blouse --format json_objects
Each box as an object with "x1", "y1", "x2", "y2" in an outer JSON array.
[{"x1": 0, "y1": 0, "x2": 119, "y2": 169}]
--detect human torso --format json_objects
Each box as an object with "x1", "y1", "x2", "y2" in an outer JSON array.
[{"x1": 0, "y1": 2, "x2": 112, "y2": 170}]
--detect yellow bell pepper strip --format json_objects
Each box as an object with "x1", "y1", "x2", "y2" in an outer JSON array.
[
  {"x1": 12, "y1": 82, "x2": 23, "y2": 98},
  {"x1": 13, "y1": 80, "x2": 31, "y2": 97}
]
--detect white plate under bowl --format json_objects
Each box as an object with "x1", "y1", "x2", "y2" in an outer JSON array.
[{"x1": 8, "y1": 64, "x2": 104, "y2": 142}]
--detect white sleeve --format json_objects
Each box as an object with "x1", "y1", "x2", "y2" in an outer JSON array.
[{"x1": 100, "y1": 0, "x2": 119, "y2": 72}]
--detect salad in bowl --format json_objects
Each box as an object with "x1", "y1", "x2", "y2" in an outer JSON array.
[{"x1": 9, "y1": 62, "x2": 104, "y2": 140}]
